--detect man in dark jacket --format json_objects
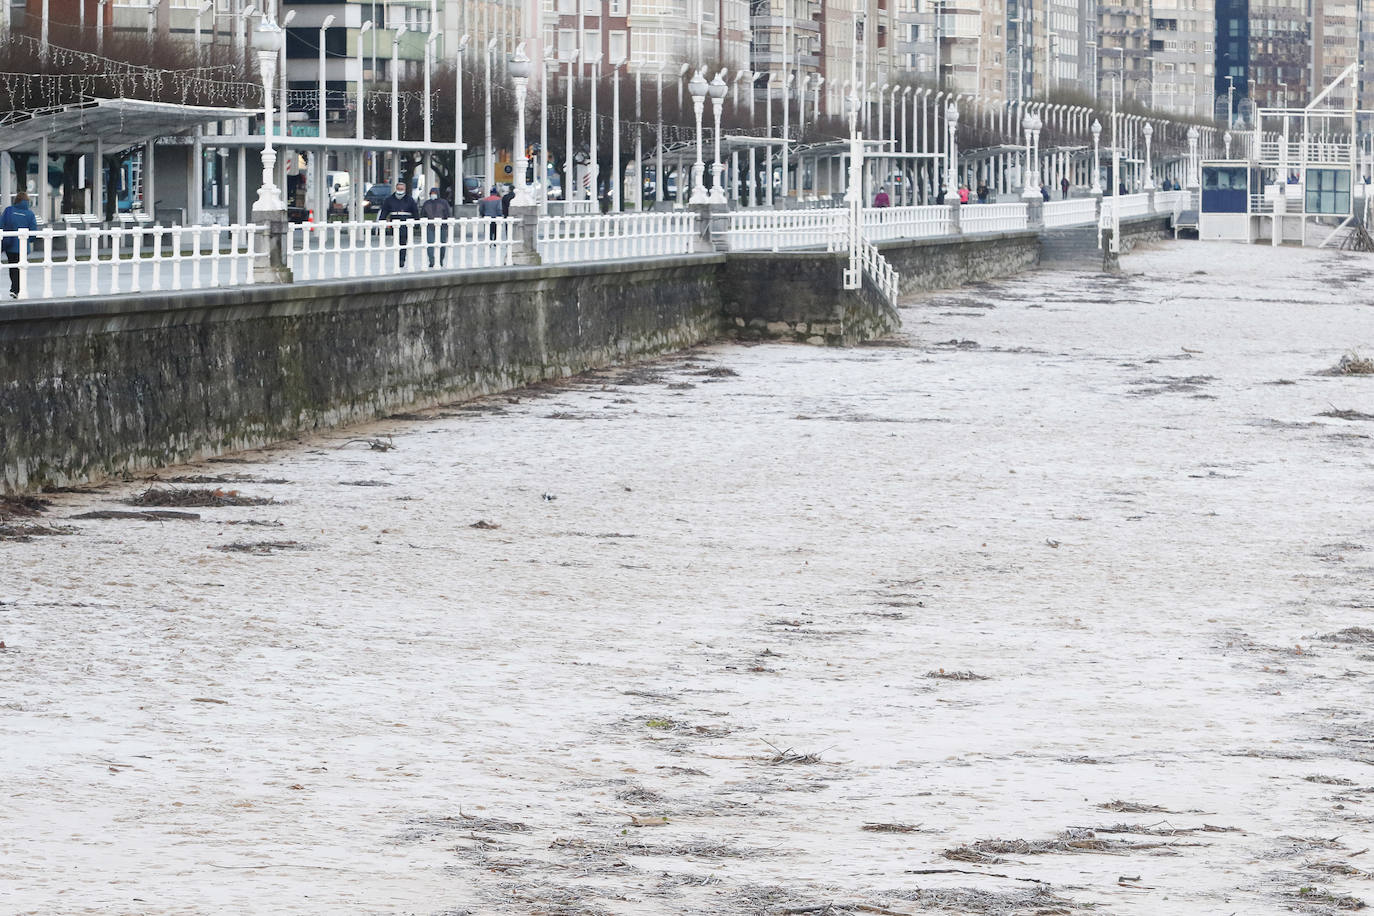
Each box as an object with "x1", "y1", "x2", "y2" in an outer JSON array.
[
  {"x1": 500, "y1": 184, "x2": 515, "y2": 217},
  {"x1": 2, "y1": 191, "x2": 39, "y2": 298},
  {"x1": 379, "y1": 180, "x2": 420, "y2": 266},
  {"x1": 479, "y1": 187, "x2": 504, "y2": 240},
  {"x1": 420, "y1": 187, "x2": 453, "y2": 266}
]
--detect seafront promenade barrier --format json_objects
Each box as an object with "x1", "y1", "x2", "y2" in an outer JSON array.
[{"x1": 2, "y1": 190, "x2": 1190, "y2": 302}]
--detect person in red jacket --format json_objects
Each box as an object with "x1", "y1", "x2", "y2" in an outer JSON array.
[{"x1": 872, "y1": 186, "x2": 891, "y2": 208}]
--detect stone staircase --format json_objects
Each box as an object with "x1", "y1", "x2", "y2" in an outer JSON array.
[{"x1": 1038, "y1": 224, "x2": 1103, "y2": 268}]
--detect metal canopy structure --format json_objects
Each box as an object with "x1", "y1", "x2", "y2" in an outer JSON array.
[{"x1": 0, "y1": 98, "x2": 256, "y2": 155}]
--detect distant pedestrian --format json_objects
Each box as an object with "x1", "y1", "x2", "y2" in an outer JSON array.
[
  {"x1": 1119, "y1": 181, "x2": 1128, "y2": 196},
  {"x1": 873, "y1": 186, "x2": 891, "y2": 208},
  {"x1": 379, "y1": 179, "x2": 420, "y2": 267},
  {"x1": 936, "y1": 186, "x2": 947, "y2": 205},
  {"x1": 501, "y1": 185, "x2": 515, "y2": 217},
  {"x1": 1040, "y1": 183, "x2": 1051, "y2": 202},
  {"x1": 479, "y1": 186, "x2": 504, "y2": 240},
  {"x1": 976, "y1": 181, "x2": 988, "y2": 203},
  {"x1": 421, "y1": 187, "x2": 453, "y2": 267},
  {"x1": 957, "y1": 185, "x2": 970, "y2": 205},
  {"x1": 1060, "y1": 176, "x2": 1070, "y2": 199},
  {"x1": 2, "y1": 190, "x2": 38, "y2": 298}
]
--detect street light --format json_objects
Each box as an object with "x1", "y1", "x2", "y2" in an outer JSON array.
[
  {"x1": 564, "y1": 48, "x2": 579, "y2": 209},
  {"x1": 485, "y1": 36, "x2": 497, "y2": 195},
  {"x1": 1090, "y1": 118, "x2": 1102, "y2": 194},
  {"x1": 318, "y1": 13, "x2": 336, "y2": 221},
  {"x1": 945, "y1": 101, "x2": 959, "y2": 194},
  {"x1": 252, "y1": 12, "x2": 286, "y2": 214},
  {"x1": 1223, "y1": 129, "x2": 1232, "y2": 159},
  {"x1": 542, "y1": 44, "x2": 555, "y2": 211},
  {"x1": 391, "y1": 23, "x2": 406, "y2": 144},
  {"x1": 357, "y1": 20, "x2": 373, "y2": 142},
  {"x1": 454, "y1": 34, "x2": 468, "y2": 205},
  {"x1": 280, "y1": 8, "x2": 296, "y2": 142},
  {"x1": 1021, "y1": 112, "x2": 1038, "y2": 198},
  {"x1": 656, "y1": 62, "x2": 667, "y2": 207},
  {"x1": 708, "y1": 69, "x2": 728, "y2": 205},
  {"x1": 1142, "y1": 121, "x2": 1154, "y2": 189},
  {"x1": 610, "y1": 57, "x2": 624, "y2": 211},
  {"x1": 688, "y1": 68, "x2": 710, "y2": 205},
  {"x1": 194, "y1": 1, "x2": 213, "y2": 58},
  {"x1": 319, "y1": 14, "x2": 336, "y2": 144},
  {"x1": 509, "y1": 43, "x2": 534, "y2": 207}
]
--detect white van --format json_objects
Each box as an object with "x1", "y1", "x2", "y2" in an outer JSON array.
[{"x1": 327, "y1": 171, "x2": 351, "y2": 213}]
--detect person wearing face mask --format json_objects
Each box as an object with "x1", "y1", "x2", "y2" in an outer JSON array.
[
  {"x1": 379, "y1": 180, "x2": 420, "y2": 267},
  {"x1": 420, "y1": 187, "x2": 453, "y2": 267}
]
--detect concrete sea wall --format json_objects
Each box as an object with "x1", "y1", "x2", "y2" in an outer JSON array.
[{"x1": 1, "y1": 229, "x2": 1131, "y2": 490}]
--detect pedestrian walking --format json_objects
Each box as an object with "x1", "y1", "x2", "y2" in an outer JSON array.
[
  {"x1": 976, "y1": 181, "x2": 989, "y2": 203},
  {"x1": 2, "y1": 190, "x2": 38, "y2": 298},
  {"x1": 935, "y1": 186, "x2": 947, "y2": 205},
  {"x1": 873, "y1": 186, "x2": 891, "y2": 208},
  {"x1": 1060, "y1": 176, "x2": 1070, "y2": 199},
  {"x1": 479, "y1": 186, "x2": 504, "y2": 240},
  {"x1": 420, "y1": 187, "x2": 453, "y2": 267},
  {"x1": 957, "y1": 185, "x2": 970, "y2": 205},
  {"x1": 379, "y1": 180, "x2": 420, "y2": 267},
  {"x1": 1040, "y1": 183, "x2": 1051, "y2": 202},
  {"x1": 501, "y1": 185, "x2": 515, "y2": 217}
]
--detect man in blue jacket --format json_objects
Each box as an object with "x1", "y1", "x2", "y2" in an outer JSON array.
[
  {"x1": 378, "y1": 180, "x2": 420, "y2": 266},
  {"x1": 2, "y1": 191, "x2": 38, "y2": 298}
]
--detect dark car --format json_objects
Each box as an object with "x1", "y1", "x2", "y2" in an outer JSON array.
[
  {"x1": 363, "y1": 183, "x2": 393, "y2": 213},
  {"x1": 462, "y1": 176, "x2": 484, "y2": 204}
]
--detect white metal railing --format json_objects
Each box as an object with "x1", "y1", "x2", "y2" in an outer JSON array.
[
  {"x1": 857, "y1": 234, "x2": 899, "y2": 307},
  {"x1": 3, "y1": 224, "x2": 260, "y2": 301},
  {"x1": 537, "y1": 212, "x2": 697, "y2": 263},
  {"x1": 862, "y1": 205, "x2": 952, "y2": 241},
  {"x1": 725, "y1": 209, "x2": 845, "y2": 251},
  {"x1": 1042, "y1": 197, "x2": 1098, "y2": 228},
  {"x1": 1153, "y1": 189, "x2": 1190, "y2": 213},
  {"x1": 961, "y1": 202, "x2": 1028, "y2": 234},
  {"x1": 288, "y1": 217, "x2": 516, "y2": 281},
  {"x1": 1099, "y1": 192, "x2": 1152, "y2": 226}
]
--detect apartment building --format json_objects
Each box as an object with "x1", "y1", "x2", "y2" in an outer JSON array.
[
  {"x1": 1098, "y1": 0, "x2": 1151, "y2": 103},
  {"x1": 1249, "y1": 0, "x2": 1309, "y2": 107},
  {"x1": 1149, "y1": 0, "x2": 1215, "y2": 116},
  {"x1": 544, "y1": 0, "x2": 748, "y2": 73},
  {"x1": 1311, "y1": 0, "x2": 1358, "y2": 107}
]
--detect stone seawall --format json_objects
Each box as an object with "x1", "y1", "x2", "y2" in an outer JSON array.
[
  {"x1": 879, "y1": 230, "x2": 1041, "y2": 296},
  {"x1": 1, "y1": 230, "x2": 1089, "y2": 490},
  {"x1": 0, "y1": 256, "x2": 725, "y2": 490}
]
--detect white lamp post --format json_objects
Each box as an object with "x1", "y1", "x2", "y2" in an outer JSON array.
[
  {"x1": 588, "y1": 51, "x2": 602, "y2": 203},
  {"x1": 391, "y1": 24, "x2": 406, "y2": 143},
  {"x1": 1223, "y1": 129, "x2": 1232, "y2": 159},
  {"x1": 633, "y1": 61, "x2": 643, "y2": 210},
  {"x1": 97, "y1": 0, "x2": 110, "y2": 56},
  {"x1": 356, "y1": 20, "x2": 373, "y2": 142},
  {"x1": 454, "y1": 34, "x2": 468, "y2": 204},
  {"x1": 688, "y1": 68, "x2": 710, "y2": 205},
  {"x1": 565, "y1": 49, "x2": 579, "y2": 209},
  {"x1": 424, "y1": 31, "x2": 438, "y2": 144},
  {"x1": 252, "y1": 13, "x2": 286, "y2": 214},
  {"x1": 319, "y1": 14, "x2": 335, "y2": 144},
  {"x1": 1021, "y1": 112, "x2": 1037, "y2": 198},
  {"x1": 611, "y1": 57, "x2": 624, "y2": 211},
  {"x1": 1090, "y1": 118, "x2": 1102, "y2": 194},
  {"x1": 656, "y1": 62, "x2": 666, "y2": 206},
  {"x1": 945, "y1": 101, "x2": 959, "y2": 194},
  {"x1": 542, "y1": 44, "x2": 555, "y2": 210},
  {"x1": 194, "y1": 1, "x2": 213, "y2": 59},
  {"x1": 510, "y1": 43, "x2": 534, "y2": 207},
  {"x1": 1186, "y1": 125, "x2": 1200, "y2": 189},
  {"x1": 146, "y1": 0, "x2": 159, "y2": 40},
  {"x1": 1142, "y1": 121, "x2": 1154, "y2": 189},
  {"x1": 484, "y1": 36, "x2": 497, "y2": 195},
  {"x1": 280, "y1": 8, "x2": 296, "y2": 143},
  {"x1": 708, "y1": 69, "x2": 728, "y2": 205}
]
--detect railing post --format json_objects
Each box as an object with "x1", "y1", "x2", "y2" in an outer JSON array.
[
  {"x1": 254, "y1": 213, "x2": 294, "y2": 284},
  {"x1": 691, "y1": 203, "x2": 716, "y2": 252},
  {"x1": 510, "y1": 203, "x2": 541, "y2": 265},
  {"x1": 1026, "y1": 197, "x2": 1044, "y2": 231},
  {"x1": 949, "y1": 199, "x2": 962, "y2": 236}
]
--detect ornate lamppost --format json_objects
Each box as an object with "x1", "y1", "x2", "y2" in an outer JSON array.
[
  {"x1": 944, "y1": 101, "x2": 959, "y2": 194},
  {"x1": 252, "y1": 13, "x2": 286, "y2": 214},
  {"x1": 708, "y1": 70, "x2": 729, "y2": 205},
  {"x1": 1021, "y1": 112, "x2": 1038, "y2": 198},
  {"x1": 1142, "y1": 121, "x2": 1154, "y2": 189},
  {"x1": 1090, "y1": 118, "x2": 1102, "y2": 194},
  {"x1": 1186, "y1": 125, "x2": 1200, "y2": 189},
  {"x1": 509, "y1": 43, "x2": 534, "y2": 207},
  {"x1": 688, "y1": 68, "x2": 710, "y2": 205}
]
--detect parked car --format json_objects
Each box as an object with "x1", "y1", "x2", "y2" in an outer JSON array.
[
  {"x1": 328, "y1": 171, "x2": 352, "y2": 214},
  {"x1": 462, "y1": 176, "x2": 485, "y2": 203},
  {"x1": 363, "y1": 183, "x2": 393, "y2": 213}
]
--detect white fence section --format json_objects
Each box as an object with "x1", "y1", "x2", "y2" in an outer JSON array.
[
  {"x1": 960, "y1": 202, "x2": 1029, "y2": 234},
  {"x1": 862, "y1": 205, "x2": 953, "y2": 241},
  {"x1": 724, "y1": 209, "x2": 844, "y2": 251},
  {"x1": 289, "y1": 217, "x2": 516, "y2": 281},
  {"x1": 537, "y1": 212, "x2": 697, "y2": 263},
  {"x1": 3, "y1": 224, "x2": 260, "y2": 301},
  {"x1": 1153, "y1": 189, "x2": 1191, "y2": 213},
  {"x1": 1042, "y1": 197, "x2": 1099, "y2": 228},
  {"x1": 856, "y1": 235, "x2": 900, "y2": 307},
  {"x1": 1099, "y1": 192, "x2": 1152, "y2": 226}
]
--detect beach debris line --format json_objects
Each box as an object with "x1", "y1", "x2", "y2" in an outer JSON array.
[
  {"x1": 1319, "y1": 352, "x2": 1374, "y2": 376},
  {"x1": 127, "y1": 487, "x2": 275, "y2": 508},
  {"x1": 71, "y1": 509, "x2": 201, "y2": 521},
  {"x1": 336, "y1": 436, "x2": 395, "y2": 451},
  {"x1": 212, "y1": 540, "x2": 310, "y2": 555},
  {"x1": 925, "y1": 669, "x2": 990, "y2": 680}
]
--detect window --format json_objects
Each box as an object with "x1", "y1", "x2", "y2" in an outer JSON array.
[
  {"x1": 559, "y1": 0, "x2": 576, "y2": 12},
  {"x1": 558, "y1": 28, "x2": 577, "y2": 57},
  {"x1": 610, "y1": 0, "x2": 625, "y2": 13},
  {"x1": 609, "y1": 30, "x2": 628, "y2": 62},
  {"x1": 1306, "y1": 168, "x2": 1350, "y2": 214}
]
